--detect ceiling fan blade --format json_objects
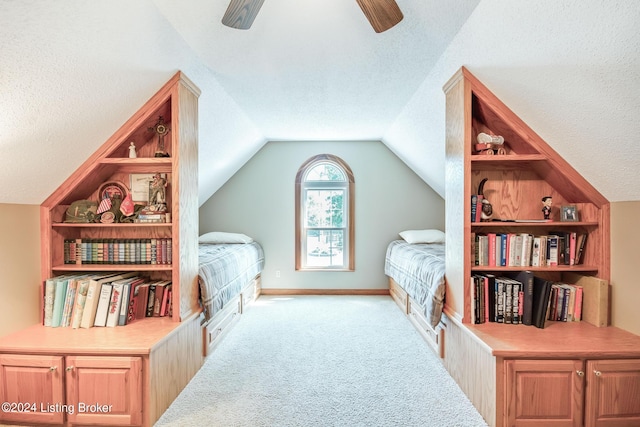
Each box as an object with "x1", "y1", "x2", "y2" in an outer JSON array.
[
  {"x1": 355, "y1": 0, "x2": 403, "y2": 33},
  {"x1": 222, "y1": 0, "x2": 265, "y2": 30}
]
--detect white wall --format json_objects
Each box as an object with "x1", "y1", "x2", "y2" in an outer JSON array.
[{"x1": 199, "y1": 141, "x2": 445, "y2": 290}]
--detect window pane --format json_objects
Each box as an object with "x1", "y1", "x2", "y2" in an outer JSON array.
[
  {"x1": 305, "y1": 230, "x2": 344, "y2": 267},
  {"x1": 305, "y1": 163, "x2": 346, "y2": 181},
  {"x1": 305, "y1": 190, "x2": 344, "y2": 228}
]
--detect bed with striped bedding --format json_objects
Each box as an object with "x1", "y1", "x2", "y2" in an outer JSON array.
[
  {"x1": 198, "y1": 241, "x2": 265, "y2": 323},
  {"x1": 384, "y1": 240, "x2": 446, "y2": 328}
]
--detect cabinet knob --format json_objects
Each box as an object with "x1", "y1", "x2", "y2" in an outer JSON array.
[
  {"x1": 594, "y1": 370, "x2": 602, "y2": 377},
  {"x1": 66, "y1": 366, "x2": 75, "y2": 371},
  {"x1": 576, "y1": 370, "x2": 584, "y2": 377},
  {"x1": 49, "y1": 366, "x2": 57, "y2": 372}
]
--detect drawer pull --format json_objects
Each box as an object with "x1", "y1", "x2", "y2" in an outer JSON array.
[
  {"x1": 594, "y1": 370, "x2": 602, "y2": 377},
  {"x1": 576, "y1": 370, "x2": 584, "y2": 377}
]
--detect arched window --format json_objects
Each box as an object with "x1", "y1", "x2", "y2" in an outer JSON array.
[{"x1": 295, "y1": 154, "x2": 354, "y2": 271}]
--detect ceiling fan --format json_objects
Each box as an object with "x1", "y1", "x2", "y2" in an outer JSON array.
[{"x1": 222, "y1": 0, "x2": 403, "y2": 33}]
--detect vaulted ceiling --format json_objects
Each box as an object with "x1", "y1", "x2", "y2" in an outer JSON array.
[{"x1": 1, "y1": 0, "x2": 638, "y2": 206}]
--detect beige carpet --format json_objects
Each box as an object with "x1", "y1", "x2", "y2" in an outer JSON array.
[{"x1": 155, "y1": 295, "x2": 488, "y2": 427}]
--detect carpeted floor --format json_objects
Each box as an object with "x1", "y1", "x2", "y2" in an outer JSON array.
[{"x1": 155, "y1": 295, "x2": 488, "y2": 427}]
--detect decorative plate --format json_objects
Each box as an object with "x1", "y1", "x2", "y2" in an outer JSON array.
[{"x1": 98, "y1": 181, "x2": 128, "y2": 201}]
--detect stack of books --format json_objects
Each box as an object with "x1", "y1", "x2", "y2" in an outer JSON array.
[
  {"x1": 43, "y1": 272, "x2": 173, "y2": 329},
  {"x1": 471, "y1": 271, "x2": 583, "y2": 329},
  {"x1": 63, "y1": 238, "x2": 172, "y2": 265},
  {"x1": 473, "y1": 232, "x2": 587, "y2": 267}
]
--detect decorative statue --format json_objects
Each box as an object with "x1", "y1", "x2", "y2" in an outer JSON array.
[
  {"x1": 128, "y1": 141, "x2": 137, "y2": 158},
  {"x1": 149, "y1": 173, "x2": 167, "y2": 205},
  {"x1": 541, "y1": 196, "x2": 553, "y2": 220},
  {"x1": 478, "y1": 178, "x2": 493, "y2": 221},
  {"x1": 150, "y1": 116, "x2": 170, "y2": 158}
]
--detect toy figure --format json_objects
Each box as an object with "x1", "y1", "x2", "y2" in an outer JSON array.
[
  {"x1": 149, "y1": 173, "x2": 167, "y2": 205},
  {"x1": 542, "y1": 196, "x2": 552, "y2": 220}
]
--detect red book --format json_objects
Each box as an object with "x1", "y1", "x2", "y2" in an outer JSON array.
[{"x1": 569, "y1": 232, "x2": 577, "y2": 265}]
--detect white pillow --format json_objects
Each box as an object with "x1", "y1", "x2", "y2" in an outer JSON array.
[
  {"x1": 399, "y1": 229, "x2": 445, "y2": 244},
  {"x1": 198, "y1": 232, "x2": 254, "y2": 244}
]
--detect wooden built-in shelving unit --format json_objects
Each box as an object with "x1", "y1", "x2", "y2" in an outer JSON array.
[
  {"x1": 0, "y1": 72, "x2": 204, "y2": 427},
  {"x1": 442, "y1": 67, "x2": 640, "y2": 427}
]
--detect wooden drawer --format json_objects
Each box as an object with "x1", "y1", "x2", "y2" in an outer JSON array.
[
  {"x1": 241, "y1": 279, "x2": 259, "y2": 313},
  {"x1": 202, "y1": 296, "x2": 241, "y2": 356},
  {"x1": 408, "y1": 298, "x2": 444, "y2": 358},
  {"x1": 389, "y1": 277, "x2": 409, "y2": 314}
]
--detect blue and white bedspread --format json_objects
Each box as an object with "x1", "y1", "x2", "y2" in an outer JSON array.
[
  {"x1": 384, "y1": 240, "x2": 446, "y2": 328},
  {"x1": 198, "y1": 242, "x2": 265, "y2": 323}
]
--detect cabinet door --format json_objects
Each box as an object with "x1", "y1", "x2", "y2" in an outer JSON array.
[
  {"x1": 585, "y1": 359, "x2": 640, "y2": 427},
  {"x1": 0, "y1": 354, "x2": 65, "y2": 425},
  {"x1": 66, "y1": 355, "x2": 142, "y2": 426},
  {"x1": 505, "y1": 359, "x2": 583, "y2": 427}
]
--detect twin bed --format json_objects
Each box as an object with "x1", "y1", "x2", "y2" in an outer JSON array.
[
  {"x1": 197, "y1": 232, "x2": 265, "y2": 356},
  {"x1": 384, "y1": 230, "x2": 447, "y2": 357}
]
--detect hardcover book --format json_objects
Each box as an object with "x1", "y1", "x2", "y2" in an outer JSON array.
[
  {"x1": 532, "y1": 276, "x2": 553, "y2": 329},
  {"x1": 94, "y1": 283, "x2": 113, "y2": 327},
  {"x1": 105, "y1": 283, "x2": 124, "y2": 327},
  {"x1": 70, "y1": 278, "x2": 91, "y2": 328},
  {"x1": 508, "y1": 271, "x2": 534, "y2": 326}
]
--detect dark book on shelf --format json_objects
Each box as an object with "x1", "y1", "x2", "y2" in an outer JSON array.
[
  {"x1": 532, "y1": 276, "x2": 553, "y2": 329},
  {"x1": 508, "y1": 271, "x2": 534, "y2": 326}
]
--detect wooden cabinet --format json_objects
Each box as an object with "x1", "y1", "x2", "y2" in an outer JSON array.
[
  {"x1": 0, "y1": 354, "x2": 142, "y2": 426},
  {"x1": 584, "y1": 359, "x2": 640, "y2": 426},
  {"x1": 0, "y1": 354, "x2": 65, "y2": 425},
  {"x1": 505, "y1": 359, "x2": 584, "y2": 426},
  {"x1": 0, "y1": 72, "x2": 204, "y2": 426},
  {"x1": 505, "y1": 358, "x2": 640, "y2": 427},
  {"x1": 66, "y1": 356, "x2": 142, "y2": 426},
  {"x1": 441, "y1": 67, "x2": 640, "y2": 427}
]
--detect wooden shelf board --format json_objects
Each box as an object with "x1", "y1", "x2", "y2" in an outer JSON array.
[
  {"x1": 471, "y1": 265, "x2": 598, "y2": 273},
  {"x1": 52, "y1": 264, "x2": 172, "y2": 271},
  {"x1": 52, "y1": 223, "x2": 172, "y2": 228},
  {"x1": 472, "y1": 221, "x2": 599, "y2": 227},
  {"x1": 465, "y1": 321, "x2": 640, "y2": 358},
  {"x1": 0, "y1": 317, "x2": 183, "y2": 355},
  {"x1": 471, "y1": 154, "x2": 546, "y2": 163}
]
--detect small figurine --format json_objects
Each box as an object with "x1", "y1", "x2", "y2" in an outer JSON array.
[
  {"x1": 478, "y1": 178, "x2": 493, "y2": 221},
  {"x1": 128, "y1": 141, "x2": 137, "y2": 158},
  {"x1": 149, "y1": 173, "x2": 168, "y2": 205},
  {"x1": 541, "y1": 196, "x2": 553, "y2": 220}
]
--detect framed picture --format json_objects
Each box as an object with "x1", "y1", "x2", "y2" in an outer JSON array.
[
  {"x1": 130, "y1": 174, "x2": 155, "y2": 202},
  {"x1": 561, "y1": 205, "x2": 579, "y2": 222}
]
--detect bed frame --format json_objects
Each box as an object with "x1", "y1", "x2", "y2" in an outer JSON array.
[
  {"x1": 389, "y1": 277, "x2": 445, "y2": 358},
  {"x1": 202, "y1": 275, "x2": 261, "y2": 356}
]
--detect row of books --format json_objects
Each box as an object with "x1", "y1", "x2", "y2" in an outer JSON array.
[
  {"x1": 471, "y1": 271, "x2": 583, "y2": 328},
  {"x1": 43, "y1": 272, "x2": 173, "y2": 329},
  {"x1": 63, "y1": 238, "x2": 172, "y2": 265},
  {"x1": 473, "y1": 232, "x2": 587, "y2": 267}
]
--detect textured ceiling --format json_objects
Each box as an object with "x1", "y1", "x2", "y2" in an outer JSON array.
[{"x1": 1, "y1": 0, "x2": 639, "y2": 206}]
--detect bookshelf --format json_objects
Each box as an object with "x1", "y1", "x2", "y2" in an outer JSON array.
[
  {"x1": 0, "y1": 72, "x2": 204, "y2": 427},
  {"x1": 442, "y1": 67, "x2": 640, "y2": 427}
]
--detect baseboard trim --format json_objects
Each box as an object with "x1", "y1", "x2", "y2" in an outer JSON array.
[{"x1": 260, "y1": 289, "x2": 390, "y2": 296}]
